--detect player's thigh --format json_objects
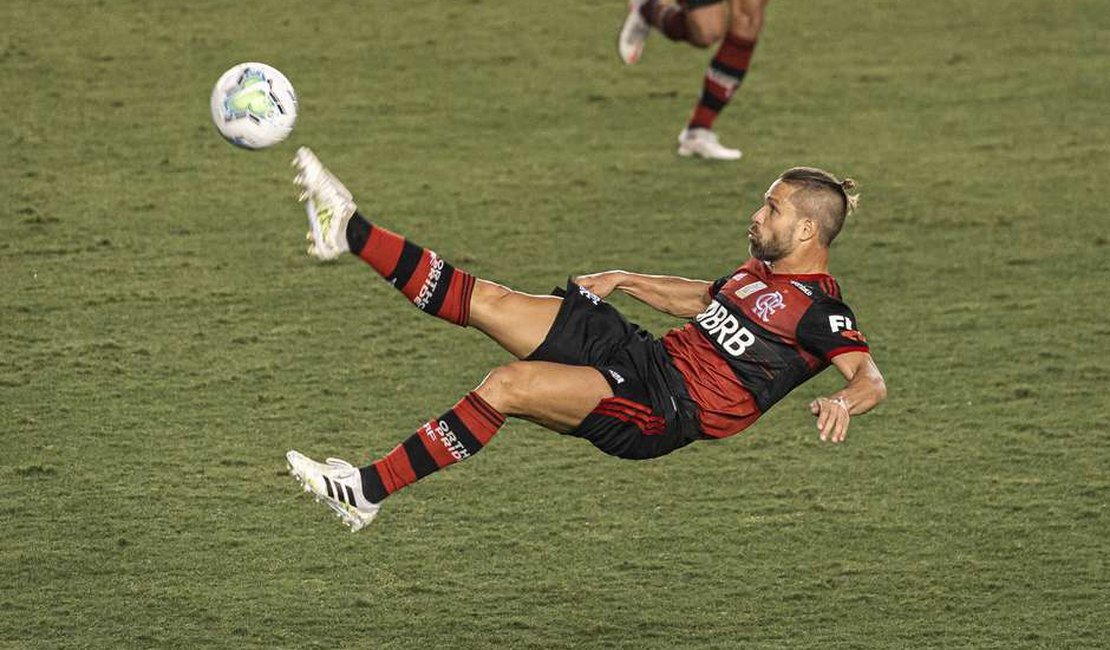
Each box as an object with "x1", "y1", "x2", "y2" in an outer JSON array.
[
  {"x1": 728, "y1": 0, "x2": 768, "y2": 40},
  {"x1": 685, "y1": 1, "x2": 728, "y2": 47},
  {"x1": 475, "y1": 361, "x2": 612, "y2": 433},
  {"x1": 468, "y1": 280, "x2": 563, "y2": 359}
]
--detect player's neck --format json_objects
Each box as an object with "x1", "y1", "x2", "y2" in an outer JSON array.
[{"x1": 765, "y1": 247, "x2": 829, "y2": 276}]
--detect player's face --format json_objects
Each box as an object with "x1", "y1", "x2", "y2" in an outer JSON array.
[{"x1": 748, "y1": 180, "x2": 802, "y2": 262}]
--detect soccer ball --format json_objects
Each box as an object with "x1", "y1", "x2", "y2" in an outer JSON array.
[{"x1": 210, "y1": 62, "x2": 297, "y2": 149}]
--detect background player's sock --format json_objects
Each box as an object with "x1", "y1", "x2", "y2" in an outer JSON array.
[
  {"x1": 688, "y1": 35, "x2": 757, "y2": 130},
  {"x1": 641, "y1": 0, "x2": 689, "y2": 42},
  {"x1": 345, "y1": 211, "x2": 475, "y2": 326},
  {"x1": 358, "y1": 393, "x2": 505, "y2": 502}
]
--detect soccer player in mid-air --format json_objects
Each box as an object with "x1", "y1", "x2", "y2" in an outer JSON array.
[
  {"x1": 286, "y1": 147, "x2": 886, "y2": 531},
  {"x1": 617, "y1": 0, "x2": 769, "y2": 160}
]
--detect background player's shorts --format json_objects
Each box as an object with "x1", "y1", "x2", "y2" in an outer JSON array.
[{"x1": 525, "y1": 281, "x2": 702, "y2": 460}]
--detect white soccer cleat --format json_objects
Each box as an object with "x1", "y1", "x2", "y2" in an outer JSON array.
[
  {"x1": 292, "y1": 146, "x2": 356, "y2": 261},
  {"x1": 286, "y1": 449, "x2": 380, "y2": 532},
  {"x1": 676, "y1": 128, "x2": 743, "y2": 161},
  {"x1": 617, "y1": 0, "x2": 651, "y2": 65}
]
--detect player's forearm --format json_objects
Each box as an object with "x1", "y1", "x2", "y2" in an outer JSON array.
[
  {"x1": 830, "y1": 369, "x2": 887, "y2": 415},
  {"x1": 615, "y1": 272, "x2": 712, "y2": 318}
]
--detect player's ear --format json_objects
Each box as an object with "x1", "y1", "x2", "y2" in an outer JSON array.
[{"x1": 797, "y1": 217, "x2": 819, "y2": 242}]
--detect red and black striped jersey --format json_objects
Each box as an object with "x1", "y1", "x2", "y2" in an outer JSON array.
[{"x1": 662, "y1": 258, "x2": 870, "y2": 438}]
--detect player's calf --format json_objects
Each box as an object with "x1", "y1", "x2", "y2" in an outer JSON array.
[
  {"x1": 293, "y1": 147, "x2": 476, "y2": 327},
  {"x1": 358, "y1": 392, "x2": 506, "y2": 504},
  {"x1": 345, "y1": 213, "x2": 475, "y2": 326}
]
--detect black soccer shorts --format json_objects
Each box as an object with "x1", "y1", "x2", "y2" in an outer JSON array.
[{"x1": 525, "y1": 281, "x2": 702, "y2": 460}]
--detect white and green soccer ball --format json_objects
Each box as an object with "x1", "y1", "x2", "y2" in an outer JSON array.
[{"x1": 210, "y1": 62, "x2": 297, "y2": 149}]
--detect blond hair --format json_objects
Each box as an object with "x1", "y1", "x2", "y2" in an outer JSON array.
[{"x1": 778, "y1": 167, "x2": 860, "y2": 246}]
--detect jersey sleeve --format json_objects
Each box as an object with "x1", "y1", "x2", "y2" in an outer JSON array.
[
  {"x1": 797, "y1": 300, "x2": 870, "y2": 361},
  {"x1": 708, "y1": 270, "x2": 737, "y2": 298}
]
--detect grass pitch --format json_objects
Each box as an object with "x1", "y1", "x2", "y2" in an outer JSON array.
[{"x1": 1, "y1": 0, "x2": 1107, "y2": 647}]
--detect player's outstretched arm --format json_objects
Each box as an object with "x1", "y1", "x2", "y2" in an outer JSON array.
[
  {"x1": 809, "y1": 351, "x2": 887, "y2": 443},
  {"x1": 574, "y1": 270, "x2": 712, "y2": 318}
]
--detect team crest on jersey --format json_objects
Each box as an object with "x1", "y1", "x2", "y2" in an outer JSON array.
[{"x1": 754, "y1": 291, "x2": 786, "y2": 322}]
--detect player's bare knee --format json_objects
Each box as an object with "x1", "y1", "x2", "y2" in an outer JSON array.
[
  {"x1": 687, "y1": 2, "x2": 727, "y2": 47},
  {"x1": 471, "y1": 280, "x2": 511, "y2": 312},
  {"x1": 729, "y1": 7, "x2": 765, "y2": 40},
  {"x1": 474, "y1": 362, "x2": 536, "y2": 415},
  {"x1": 469, "y1": 280, "x2": 521, "y2": 326},
  {"x1": 687, "y1": 23, "x2": 723, "y2": 48}
]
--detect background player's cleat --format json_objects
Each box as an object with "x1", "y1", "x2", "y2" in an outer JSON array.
[
  {"x1": 286, "y1": 450, "x2": 380, "y2": 532},
  {"x1": 293, "y1": 147, "x2": 356, "y2": 261},
  {"x1": 617, "y1": 0, "x2": 651, "y2": 64},
  {"x1": 676, "y1": 128, "x2": 743, "y2": 161}
]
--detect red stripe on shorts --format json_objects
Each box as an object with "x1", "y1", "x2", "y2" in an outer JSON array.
[{"x1": 593, "y1": 398, "x2": 666, "y2": 436}]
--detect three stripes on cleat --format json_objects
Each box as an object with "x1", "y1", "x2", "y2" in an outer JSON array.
[
  {"x1": 321, "y1": 475, "x2": 359, "y2": 508},
  {"x1": 287, "y1": 463, "x2": 358, "y2": 530}
]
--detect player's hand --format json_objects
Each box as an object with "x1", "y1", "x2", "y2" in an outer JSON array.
[
  {"x1": 573, "y1": 270, "x2": 627, "y2": 300},
  {"x1": 809, "y1": 396, "x2": 850, "y2": 443}
]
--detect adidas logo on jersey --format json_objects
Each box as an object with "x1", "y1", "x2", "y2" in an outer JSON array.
[{"x1": 790, "y1": 280, "x2": 813, "y2": 296}]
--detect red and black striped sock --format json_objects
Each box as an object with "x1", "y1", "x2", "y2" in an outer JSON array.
[
  {"x1": 688, "y1": 35, "x2": 756, "y2": 130},
  {"x1": 640, "y1": 0, "x2": 688, "y2": 42},
  {"x1": 358, "y1": 392, "x2": 506, "y2": 503},
  {"x1": 345, "y1": 211, "x2": 475, "y2": 326}
]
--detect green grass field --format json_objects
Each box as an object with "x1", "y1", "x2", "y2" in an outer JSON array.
[{"x1": 2, "y1": 0, "x2": 1108, "y2": 647}]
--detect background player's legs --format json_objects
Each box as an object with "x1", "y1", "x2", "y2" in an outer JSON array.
[
  {"x1": 620, "y1": 0, "x2": 724, "y2": 64},
  {"x1": 639, "y1": 1, "x2": 726, "y2": 46},
  {"x1": 729, "y1": 0, "x2": 766, "y2": 41},
  {"x1": 686, "y1": 0, "x2": 766, "y2": 133},
  {"x1": 684, "y1": 1, "x2": 728, "y2": 47},
  {"x1": 360, "y1": 361, "x2": 612, "y2": 503}
]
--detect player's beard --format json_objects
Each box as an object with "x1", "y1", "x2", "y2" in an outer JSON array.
[{"x1": 748, "y1": 228, "x2": 793, "y2": 262}]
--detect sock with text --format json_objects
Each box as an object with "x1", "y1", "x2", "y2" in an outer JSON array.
[
  {"x1": 359, "y1": 392, "x2": 506, "y2": 503},
  {"x1": 345, "y1": 211, "x2": 475, "y2": 326}
]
